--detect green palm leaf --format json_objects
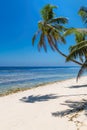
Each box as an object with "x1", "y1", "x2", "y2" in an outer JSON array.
[
  {"x1": 47, "y1": 35, "x2": 55, "y2": 51},
  {"x1": 32, "y1": 30, "x2": 40, "y2": 45},
  {"x1": 49, "y1": 17, "x2": 68, "y2": 24},
  {"x1": 38, "y1": 32, "x2": 47, "y2": 52},
  {"x1": 53, "y1": 24, "x2": 67, "y2": 31},
  {"x1": 64, "y1": 28, "x2": 87, "y2": 43},
  {"x1": 40, "y1": 4, "x2": 57, "y2": 22},
  {"x1": 66, "y1": 40, "x2": 87, "y2": 62}
]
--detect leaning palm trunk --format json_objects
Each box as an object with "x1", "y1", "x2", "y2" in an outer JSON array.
[
  {"x1": 77, "y1": 59, "x2": 87, "y2": 81},
  {"x1": 57, "y1": 48, "x2": 83, "y2": 66}
]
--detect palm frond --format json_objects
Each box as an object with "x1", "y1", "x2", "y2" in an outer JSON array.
[
  {"x1": 75, "y1": 28, "x2": 87, "y2": 43},
  {"x1": 40, "y1": 4, "x2": 57, "y2": 22},
  {"x1": 49, "y1": 17, "x2": 68, "y2": 24},
  {"x1": 38, "y1": 32, "x2": 47, "y2": 52},
  {"x1": 64, "y1": 28, "x2": 87, "y2": 35},
  {"x1": 77, "y1": 28, "x2": 87, "y2": 33},
  {"x1": 47, "y1": 35, "x2": 55, "y2": 51},
  {"x1": 53, "y1": 25, "x2": 67, "y2": 31},
  {"x1": 32, "y1": 30, "x2": 40, "y2": 45},
  {"x1": 75, "y1": 32, "x2": 85, "y2": 43},
  {"x1": 64, "y1": 28, "x2": 76, "y2": 36},
  {"x1": 46, "y1": 24, "x2": 66, "y2": 43},
  {"x1": 66, "y1": 40, "x2": 87, "y2": 61},
  {"x1": 49, "y1": 34, "x2": 59, "y2": 51},
  {"x1": 64, "y1": 28, "x2": 87, "y2": 36},
  {"x1": 64, "y1": 28, "x2": 87, "y2": 43}
]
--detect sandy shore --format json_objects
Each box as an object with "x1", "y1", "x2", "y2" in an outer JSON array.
[{"x1": 0, "y1": 77, "x2": 87, "y2": 130}]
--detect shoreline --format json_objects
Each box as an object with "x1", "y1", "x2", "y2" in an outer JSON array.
[
  {"x1": 0, "y1": 76, "x2": 87, "y2": 130},
  {"x1": 0, "y1": 76, "x2": 79, "y2": 97}
]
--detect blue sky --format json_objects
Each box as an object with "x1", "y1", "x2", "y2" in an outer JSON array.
[{"x1": 0, "y1": 0, "x2": 87, "y2": 66}]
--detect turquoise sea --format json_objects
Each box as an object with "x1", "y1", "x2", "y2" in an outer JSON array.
[{"x1": 0, "y1": 66, "x2": 83, "y2": 95}]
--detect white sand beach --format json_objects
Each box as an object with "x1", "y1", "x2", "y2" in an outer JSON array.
[{"x1": 0, "y1": 77, "x2": 87, "y2": 130}]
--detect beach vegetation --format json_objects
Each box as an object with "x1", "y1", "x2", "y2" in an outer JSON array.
[
  {"x1": 64, "y1": 7, "x2": 87, "y2": 80},
  {"x1": 32, "y1": 4, "x2": 68, "y2": 52},
  {"x1": 32, "y1": 4, "x2": 87, "y2": 80}
]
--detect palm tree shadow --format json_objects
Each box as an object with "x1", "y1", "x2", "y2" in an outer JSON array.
[
  {"x1": 20, "y1": 94, "x2": 58, "y2": 103},
  {"x1": 52, "y1": 99, "x2": 87, "y2": 117},
  {"x1": 69, "y1": 84, "x2": 87, "y2": 89}
]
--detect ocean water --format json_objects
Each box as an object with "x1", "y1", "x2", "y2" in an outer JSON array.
[{"x1": 0, "y1": 66, "x2": 82, "y2": 94}]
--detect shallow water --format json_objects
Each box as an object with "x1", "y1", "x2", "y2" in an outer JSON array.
[{"x1": 0, "y1": 66, "x2": 82, "y2": 94}]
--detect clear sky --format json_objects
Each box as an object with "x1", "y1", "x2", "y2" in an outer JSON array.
[{"x1": 0, "y1": 0, "x2": 87, "y2": 66}]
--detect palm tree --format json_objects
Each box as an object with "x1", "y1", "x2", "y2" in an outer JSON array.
[
  {"x1": 65, "y1": 28, "x2": 87, "y2": 81},
  {"x1": 32, "y1": 4, "x2": 67, "y2": 51},
  {"x1": 32, "y1": 4, "x2": 82, "y2": 66},
  {"x1": 64, "y1": 7, "x2": 87, "y2": 80}
]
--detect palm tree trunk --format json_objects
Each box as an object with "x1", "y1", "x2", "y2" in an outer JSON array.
[{"x1": 57, "y1": 48, "x2": 83, "y2": 66}]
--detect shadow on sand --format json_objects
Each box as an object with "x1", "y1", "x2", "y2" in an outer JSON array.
[
  {"x1": 52, "y1": 99, "x2": 87, "y2": 117},
  {"x1": 69, "y1": 84, "x2": 87, "y2": 89},
  {"x1": 20, "y1": 94, "x2": 58, "y2": 103},
  {"x1": 20, "y1": 93, "x2": 87, "y2": 103}
]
